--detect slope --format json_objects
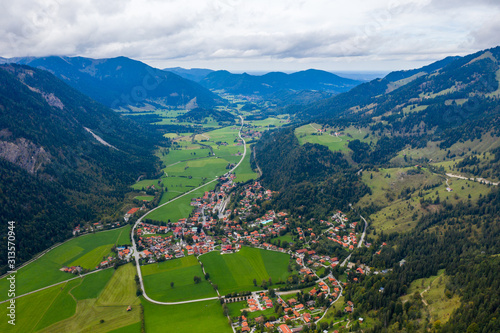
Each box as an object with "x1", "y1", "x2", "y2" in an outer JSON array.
[{"x1": 0, "y1": 64, "x2": 160, "y2": 269}]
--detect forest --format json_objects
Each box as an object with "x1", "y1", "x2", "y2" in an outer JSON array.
[{"x1": 0, "y1": 64, "x2": 164, "y2": 271}]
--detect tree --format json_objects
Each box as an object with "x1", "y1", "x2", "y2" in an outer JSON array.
[
  {"x1": 170, "y1": 281, "x2": 174, "y2": 288},
  {"x1": 194, "y1": 276, "x2": 201, "y2": 284},
  {"x1": 253, "y1": 278, "x2": 257, "y2": 286}
]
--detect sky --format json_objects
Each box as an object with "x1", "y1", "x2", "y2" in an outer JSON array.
[{"x1": 1, "y1": 0, "x2": 499, "y2": 73}]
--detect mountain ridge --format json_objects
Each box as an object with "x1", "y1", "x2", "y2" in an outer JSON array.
[
  {"x1": 2, "y1": 55, "x2": 222, "y2": 110},
  {"x1": 199, "y1": 68, "x2": 362, "y2": 96}
]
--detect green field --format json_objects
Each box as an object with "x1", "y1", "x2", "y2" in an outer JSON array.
[
  {"x1": 132, "y1": 124, "x2": 251, "y2": 224},
  {"x1": 233, "y1": 152, "x2": 259, "y2": 183},
  {"x1": 142, "y1": 256, "x2": 217, "y2": 302},
  {"x1": 0, "y1": 225, "x2": 132, "y2": 301},
  {"x1": 38, "y1": 264, "x2": 141, "y2": 333},
  {"x1": 0, "y1": 281, "x2": 76, "y2": 333},
  {"x1": 295, "y1": 124, "x2": 375, "y2": 153},
  {"x1": 0, "y1": 264, "x2": 138, "y2": 333},
  {"x1": 134, "y1": 195, "x2": 154, "y2": 201},
  {"x1": 146, "y1": 181, "x2": 217, "y2": 223},
  {"x1": 71, "y1": 269, "x2": 115, "y2": 300},
  {"x1": 200, "y1": 247, "x2": 290, "y2": 295},
  {"x1": 143, "y1": 298, "x2": 231, "y2": 333}
]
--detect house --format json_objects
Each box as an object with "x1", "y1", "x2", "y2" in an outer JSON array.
[{"x1": 278, "y1": 324, "x2": 293, "y2": 333}]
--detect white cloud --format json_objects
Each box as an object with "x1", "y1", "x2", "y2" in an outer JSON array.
[{"x1": 0, "y1": 0, "x2": 499, "y2": 71}]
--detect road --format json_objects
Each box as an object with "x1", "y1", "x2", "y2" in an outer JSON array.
[
  {"x1": 358, "y1": 215, "x2": 367, "y2": 248},
  {"x1": 445, "y1": 173, "x2": 498, "y2": 186},
  {"x1": 314, "y1": 274, "x2": 344, "y2": 324},
  {"x1": 252, "y1": 145, "x2": 263, "y2": 176},
  {"x1": 0, "y1": 267, "x2": 112, "y2": 304},
  {"x1": 131, "y1": 116, "x2": 247, "y2": 305}
]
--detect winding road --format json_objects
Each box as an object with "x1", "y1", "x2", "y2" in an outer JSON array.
[{"x1": 131, "y1": 116, "x2": 247, "y2": 305}]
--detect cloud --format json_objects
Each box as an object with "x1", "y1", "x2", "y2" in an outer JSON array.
[{"x1": 0, "y1": 0, "x2": 498, "y2": 70}]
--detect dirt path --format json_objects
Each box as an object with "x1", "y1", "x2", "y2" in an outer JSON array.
[
  {"x1": 446, "y1": 173, "x2": 498, "y2": 186},
  {"x1": 420, "y1": 285, "x2": 431, "y2": 306}
]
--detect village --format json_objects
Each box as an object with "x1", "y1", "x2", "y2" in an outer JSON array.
[
  {"x1": 125, "y1": 174, "x2": 372, "y2": 332},
  {"x1": 60, "y1": 172, "x2": 372, "y2": 332}
]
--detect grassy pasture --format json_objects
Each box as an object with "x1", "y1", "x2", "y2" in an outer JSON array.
[
  {"x1": 358, "y1": 167, "x2": 492, "y2": 234},
  {"x1": 0, "y1": 282, "x2": 71, "y2": 332},
  {"x1": 142, "y1": 256, "x2": 216, "y2": 302},
  {"x1": 0, "y1": 225, "x2": 131, "y2": 300},
  {"x1": 134, "y1": 195, "x2": 154, "y2": 201},
  {"x1": 233, "y1": 153, "x2": 258, "y2": 183},
  {"x1": 39, "y1": 264, "x2": 141, "y2": 333},
  {"x1": 68, "y1": 244, "x2": 113, "y2": 269},
  {"x1": 142, "y1": 298, "x2": 231, "y2": 333},
  {"x1": 200, "y1": 247, "x2": 290, "y2": 295},
  {"x1": 401, "y1": 270, "x2": 460, "y2": 324},
  {"x1": 295, "y1": 124, "x2": 374, "y2": 153},
  {"x1": 71, "y1": 268, "x2": 115, "y2": 300}
]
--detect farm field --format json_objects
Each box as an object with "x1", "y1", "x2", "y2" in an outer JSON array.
[
  {"x1": 134, "y1": 195, "x2": 154, "y2": 201},
  {"x1": 146, "y1": 181, "x2": 218, "y2": 223},
  {"x1": 233, "y1": 152, "x2": 259, "y2": 183},
  {"x1": 0, "y1": 225, "x2": 132, "y2": 301},
  {"x1": 165, "y1": 157, "x2": 229, "y2": 179},
  {"x1": 0, "y1": 265, "x2": 126, "y2": 332},
  {"x1": 39, "y1": 264, "x2": 141, "y2": 333},
  {"x1": 70, "y1": 268, "x2": 115, "y2": 300},
  {"x1": 142, "y1": 298, "x2": 231, "y2": 333},
  {"x1": 142, "y1": 256, "x2": 217, "y2": 302},
  {"x1": 132, "y1": 123, "x2": 250, "y2": 224},
  {"x1": 0, "y1": 281, "x2": 76, "y2": 333},
  {"x1": 200, "y1": 247, "x2": 290, "y2": 295}
]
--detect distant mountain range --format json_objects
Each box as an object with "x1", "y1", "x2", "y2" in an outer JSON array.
[
  {"x1": 199, "y1": 69, "x2": 362, "y2": 96},
  {"x1": 0, "y1": 63, "x2": 162, "y2": 267},
  {"x1": 163, "y1": 67, "x2": 214, "y2": 82},
  {"x1": 0, "y1": 56, "x2": 221, "y2": 110}
]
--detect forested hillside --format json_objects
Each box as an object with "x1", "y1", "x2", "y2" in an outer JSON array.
[
  {"x1": 7, "y1": 56, "x2": 222, "y2": 110},
  {"x1": 0, "y1": 64, "x2": 163, "y2": 270},
  {"x1": 254, "y1": 47, "x2": 500, "y2": 332},
  {"x1": 255, "y1": 128, "x2": 370, "y2": 219}
]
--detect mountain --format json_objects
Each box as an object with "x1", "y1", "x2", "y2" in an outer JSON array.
[
  {"x1": 0, "y1": 63, "x2": 163, "y2": 269},
  {"x1": 163, "y1": 67, "x2": 214, "y2": 82},
  {"x1": 4, "y1": 56, "x2": 222, "y2": 110},
  {"x1": 255, "y1": 47, "x2": 500, "y2": 333},
  {"x1": 297, "y1": 47, "x2": 500, "y2": 154},
  {"x1": 199, "y1": 69, "x2": 362, "y2": 96}
]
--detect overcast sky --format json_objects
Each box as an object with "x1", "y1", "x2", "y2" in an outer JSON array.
[{"x1": 1, "y1": 0, "x2": 499, "y2": 73}]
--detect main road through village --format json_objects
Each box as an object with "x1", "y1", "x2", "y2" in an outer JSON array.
[{"x1": 131, "y1": 115, "x2": 247, "y2": 305}]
